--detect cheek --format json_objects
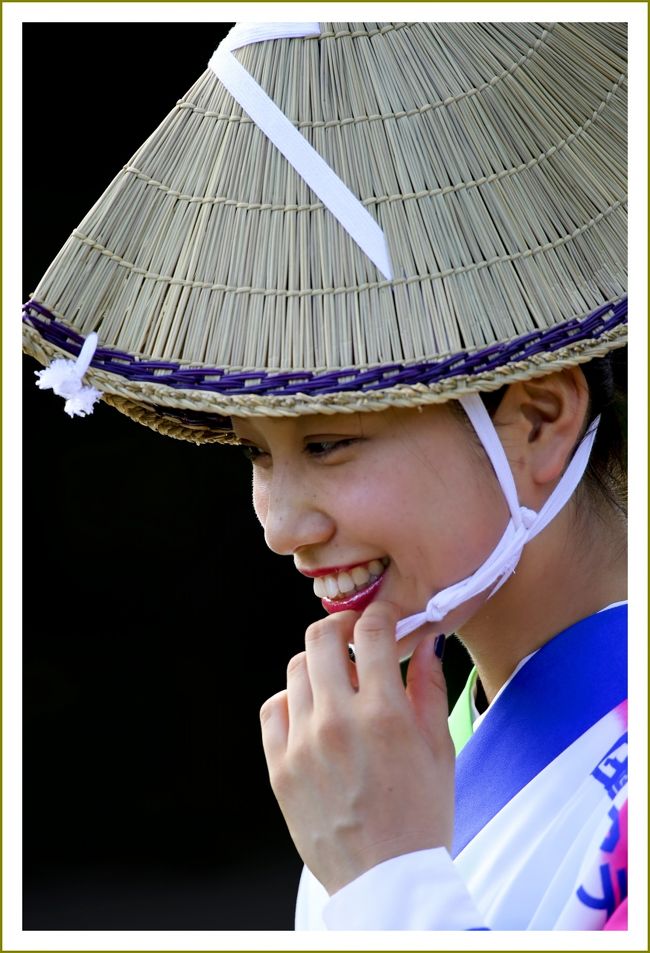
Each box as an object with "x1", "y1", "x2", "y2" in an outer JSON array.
[
  {"x1": 383, "y1": 460, "x2": 507, "y2": 577},
  {"x1": 336, "y1": 476, "x2": 402, "y2": 533},
  {"x1": 251, "y1": 473, "x2": 269, "y2": 527}
]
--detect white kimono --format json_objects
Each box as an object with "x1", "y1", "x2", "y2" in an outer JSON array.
[{"x1": 296, "y1": 604, "x2": 628, "y2": 930}]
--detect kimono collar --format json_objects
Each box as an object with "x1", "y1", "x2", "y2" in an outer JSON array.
[{"x1": 452, "y1": 604, "x2": 627, "y2": 857}]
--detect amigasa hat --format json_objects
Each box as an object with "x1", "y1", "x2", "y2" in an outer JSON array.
[{"x1": 23, "y1": 21, "x2": 627, "y2": 446}]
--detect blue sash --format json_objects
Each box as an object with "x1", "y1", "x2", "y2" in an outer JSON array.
[{"x1": 452, "y1": 605, "x2": 627, "y2": 858}]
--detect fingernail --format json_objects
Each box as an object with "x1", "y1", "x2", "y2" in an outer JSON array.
[
  {"x1": 348, "y1": 644, "x2": 356, "y2": 663},
  {"x1": 434, "y1": 634, "x2": 446, "y2": 661}
]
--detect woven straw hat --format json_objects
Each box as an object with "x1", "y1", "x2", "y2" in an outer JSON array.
[{"x1": 23, "y1": 21, "x2": 627, "y2": 445}]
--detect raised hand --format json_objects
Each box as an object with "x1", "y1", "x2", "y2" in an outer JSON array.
[{"x1": 260, "y1": 601, "x2": 455, "y2": 895}]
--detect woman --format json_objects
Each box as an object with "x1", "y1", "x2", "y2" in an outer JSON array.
[
  {"x1": 24, "y1": 21, "x2": 628, "y2": 930},
  {"x1": 243, "y1": 369, "x2": 627, "y2": 930}
]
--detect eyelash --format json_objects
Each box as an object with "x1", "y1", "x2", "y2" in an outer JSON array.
[
  {"x1": 306, "y1": 439, "x2": 355, "y2": 457},
  {"x1": 239, "y1": 439, "x2": 356, "y2": 463},
  {"x1": 238, "y1": 444, "x2": 266, "y2": 463}
]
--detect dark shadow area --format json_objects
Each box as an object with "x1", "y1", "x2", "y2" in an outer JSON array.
[{"x1": 22, "y1": 21, "x2": 473, "y2": 931}]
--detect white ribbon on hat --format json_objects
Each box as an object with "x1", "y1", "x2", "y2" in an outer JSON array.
[
  {"x1": 395, "y1": 395, "x2": 600, "y2": 640},
  {"x1": 208, "y1": 22, "x2": 393, "y2": 280}
]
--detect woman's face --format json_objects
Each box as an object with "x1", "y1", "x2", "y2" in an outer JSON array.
[{"x1": 233, "y1": 404, "x2": 510, "y2": 655}]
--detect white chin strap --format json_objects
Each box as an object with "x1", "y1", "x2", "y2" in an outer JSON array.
[{"x1": 395, "y1": 395, "x2": 599, "y2": 641}]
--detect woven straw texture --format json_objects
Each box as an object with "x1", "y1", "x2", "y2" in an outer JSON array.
[{"x1": 23, "y1": 21, "x2": 627, "y2": 444}]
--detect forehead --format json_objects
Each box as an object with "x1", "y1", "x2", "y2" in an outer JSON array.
[
  {"x1": 231, "y1": 411, "x2": 372, "y2": 440},
  {"x1": 230, "y1": 403, "x2": 459, "y2": 442}
]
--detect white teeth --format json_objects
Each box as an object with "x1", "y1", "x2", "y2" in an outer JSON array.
[
  {"x1": 311, "y1": 559, "x2": 388, "y2": 601},
  {"x1": 351, "y1": 565, "x2": 371, "y2": 586},
  {"x1": 325, "y1": 576, "x2": 339, "y2": 599},
  {"x1": 337, "y1": 571, "x2": 356, "y2": 593},
  {"x1": 313, "y1": 577, "x2": 327, "y2": 598}
]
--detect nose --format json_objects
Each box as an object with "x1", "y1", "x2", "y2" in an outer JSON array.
[{"x1": 255, "y1": 466, "x2": 335, "y2": 557}]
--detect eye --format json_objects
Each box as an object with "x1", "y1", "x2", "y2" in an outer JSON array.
[
  {"x1": 238, "y1": 443, "x2": 269, "y2": 465},
  {"x1": 304, "y1": 438, "x2": 357, "y2": 458}
]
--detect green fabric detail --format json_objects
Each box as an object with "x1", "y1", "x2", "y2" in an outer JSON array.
[{"x1": 448, "y1": 667, "x2": 478, "y2": 755}]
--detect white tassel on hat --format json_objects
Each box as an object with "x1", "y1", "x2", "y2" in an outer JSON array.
[{"x1": 35, "y1": 332, "x2": 102, "y2": 417}]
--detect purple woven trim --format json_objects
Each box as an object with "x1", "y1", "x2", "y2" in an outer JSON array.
[{"x1": 23, "y1": 297, "x2": 627, "y2": 397}]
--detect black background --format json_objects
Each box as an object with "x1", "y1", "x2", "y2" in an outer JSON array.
[{"x1": 22, "y1": 21, "x2": 472, "y2": 930}]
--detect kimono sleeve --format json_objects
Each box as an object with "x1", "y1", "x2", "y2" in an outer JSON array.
[{"x1": 322, "y1": 848, "x2": 487, "y2": 931}]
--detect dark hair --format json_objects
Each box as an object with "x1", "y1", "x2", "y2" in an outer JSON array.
[
  {"x1": 580, "y1": 348, "x2": 627, "y2": 514},
  {"x1": 480, "y1": 349, "x2": 627, "y2": 515}
]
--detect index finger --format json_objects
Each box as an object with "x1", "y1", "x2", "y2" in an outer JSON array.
[
  {"x1": 353, "y1": 600, "x2": 405, "y2": 697},
  {"x1": 304, "y1": 612, "x2": 358, "y2": 710}
]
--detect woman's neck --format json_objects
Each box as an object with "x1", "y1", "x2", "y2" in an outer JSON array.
[{"x1": 457, "y1": 502, "x2": 627, "y2": 704}]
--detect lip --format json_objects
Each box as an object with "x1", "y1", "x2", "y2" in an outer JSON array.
[
  {"x1": 321, "y1": 568, "x2": 387, "y2": 614},
  {"x1": 297, "y1": 562, "x2": 372, "y2": 579}
]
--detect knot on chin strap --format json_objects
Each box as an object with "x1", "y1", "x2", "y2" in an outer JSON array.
[
  {"x1": 520, "y1": 507, "x2": 537, "y2": 531},
  {"x1": 395, "y1": 397, "x2": 599, "y2": 642},
  {"x1": 35, "y1": 332, "x2": 102, "y2": 417}
]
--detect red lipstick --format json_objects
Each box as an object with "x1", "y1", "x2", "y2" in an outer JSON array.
[
  {"x1": 298, "y1": 562, "x2": 366, "y2": 578},
  {"x1": 321, "y1": 571, "x2": 387, "y2": 614}
]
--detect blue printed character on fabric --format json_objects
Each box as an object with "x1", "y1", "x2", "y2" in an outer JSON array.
[
  {"x1": 575, "y1": 736, "x2": 628, "y2": 921},
  {"x1": 591, "y1": 734, "x2": 628, "y2": 800}
]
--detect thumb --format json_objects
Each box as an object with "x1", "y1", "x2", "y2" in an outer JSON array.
[{"x1": 405, "y1": 633, "x2": 452, "y2": 753}]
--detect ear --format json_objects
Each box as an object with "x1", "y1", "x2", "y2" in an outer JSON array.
[{"x1": 493, "y1": 367, "x2": 590, "y2": 507}]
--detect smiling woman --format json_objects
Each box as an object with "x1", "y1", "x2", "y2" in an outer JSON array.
[
  {"x1": 23, "y1": 19, "x2": 628, "y2": 933},
  {"x1": 233, "y1": 406, "x2": 510, "y2": 657}
]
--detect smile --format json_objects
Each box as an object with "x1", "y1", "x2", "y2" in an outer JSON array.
[{"x1": 314, "y1": 557, "x2": 389, "y2": 612}]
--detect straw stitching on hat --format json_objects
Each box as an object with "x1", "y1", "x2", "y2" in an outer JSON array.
[
  {"x1": 24, "y1": 22, "x2": 627, "y2": 441},
  {"x1": 23, "y1": 295, "x2": 626, "y2": 399},
  {"x1": 123, "y1": 68, "x2": 625, "y2": 214},
  {"x1": 176, "y1": 23, "x2": 556, "y2": 128},
  {"x1": 63, "y1": 196, "x2": 623, "y2": 298}
]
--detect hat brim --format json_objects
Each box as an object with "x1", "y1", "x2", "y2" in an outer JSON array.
[{"x1": 23, "y1": 295, "x2": 627, "y2": 444}]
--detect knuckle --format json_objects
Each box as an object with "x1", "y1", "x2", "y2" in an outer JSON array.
[
  {"x1": 304, "y1": 620, "x2": 329, "y2": 646},
  {"x1": 286, "y1": 651, "x2": 307, "y2": 677},
  {"x1": 259, "y1": 689, "x2": 286, "y2": 725},
  {"x1": 305, "y1": 612, "x2": 356, "y2": 647},
  {"x1": 315, "y1": 711, "x2": 349, "y2": 747},
  {"x1": 356, "y1": 600, "x2": 399, "y2": 639},
  {"x1": 363, "y1": 699, "x2": 397, "y2": 734},
  {"x1": 357, "y1": 620, "x2": 384, "y2": 642}
]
